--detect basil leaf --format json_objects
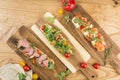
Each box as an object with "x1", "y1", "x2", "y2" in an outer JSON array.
[
  {"x1": 18, "y1": 72, "x2": 26, "y2": 80},
  {"x1": 65, "y1": 69, "x2": 70, "y2": 76}
]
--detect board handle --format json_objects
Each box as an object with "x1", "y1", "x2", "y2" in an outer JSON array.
[
  {"x1": 109, "y1": 54, "x2": 120, "y2": 74},
  {"x1": 80, "y1": 64, "x2": 98, "y2": 80}
]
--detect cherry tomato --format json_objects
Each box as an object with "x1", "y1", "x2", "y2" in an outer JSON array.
[
  {"x1": 32, "y1": 73, "x2": 39, "y2": 80},
  {"x1": 23, "y1": 65, "x2": 31, "y2": 71},
  {"x1": 64, "y1": 53, "x2": 71, "y2": 58},
  {"x1": 80, "y1": 25, "x2": 86, "y2": 30},
  {"x1": 19, "y1": 61, "x2": 26, "y2": 67},
  {"x1": 80, "y1": 62, "x2": 87, "y2": 68},
  {"x1": 97, "y1": 33, "x2": 102, "y2": 38},
  {"x1": 93, "y1": 63, "x2": 100, "y2": 69},
  {"x1": 58, "y1": 9, "x2": 64, "y2": 14},
  {"x1": 61, "y1": 0, "x2": 76, "y2": 11},
  {"x1": 40, "y1": 25, "x2": 45, "y2": 31}
]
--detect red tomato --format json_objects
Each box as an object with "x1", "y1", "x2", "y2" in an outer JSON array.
[
  {"x1": 80, "y1": 25, "x2": 86, "y2": 30},
  {"x1": 61, "y1": 0, "x2": 76, "y2": 11},
  {"x1": 81, "y1": 17, "x2": 88, "y2": 22},
  {"x1": 80, "y1": 62, "x2": 87, "y2": 68},
  {"x1": 75, "y1": 14, "x2": 81, "y2": 18},
  {"x1": 93, "y1": 63, "x2": 100, "y2": 69},
  {"x1": 40, "y1": 25, "x2": 45, "y2": 31},
  {"x1": 64, "y1": 53, "x2": 71, "y2": 58},
  {"x1": 23, "y1": 65, "x2": 31, "y2": 71},
  {"x1": 97, "y1": 33, "x2": 102, "y2": 38}
]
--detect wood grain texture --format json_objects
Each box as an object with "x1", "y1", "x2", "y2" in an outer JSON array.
[{"x1": 0, "y1": 0, "x2": 120, "y2": 80}]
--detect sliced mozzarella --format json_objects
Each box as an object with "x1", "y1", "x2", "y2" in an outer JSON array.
[
  {"x1": 72, "y1": 17, "x2": 80, "y2": 28},
  {"x1": 91, "y1": 40, "x2": 96, "y2": 47},
  {"x1": 83, "y1": 31, "x2": 89, "y2": 36},
  {"x1": 89, "y1": 24, "x2": 93, "y2": 28}
]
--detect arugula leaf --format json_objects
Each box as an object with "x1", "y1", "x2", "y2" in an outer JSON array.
[
  {"x1": 57, "y1": 69, "x2": 70, "y2": 80},
  {"x1": 46, "y1": 32, "x2": 54, "y2": 41},
  {"x1": 73, "y1": 17, "x2": 88, "y2": 26},
  {"x1": 48, "y1": 62, "x2": 54, "y2": 69},
  {"x1": 18, "y1": 72, "x2": 26, "y2": 80},
  {"x1": 65, "y1": 69, "x2": 70, "y2": 76}
]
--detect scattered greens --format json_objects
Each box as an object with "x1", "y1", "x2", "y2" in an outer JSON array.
[
  {"x1": 47, "y1": 17, "x2": 56, "y2": 23},
  {"x1": 30, "y1": 42, "x2": 36, "y2": 48},
  {"x1": 57, "y1": 69, "x2": 70, "y2": 80},
  {"x1": 18, "y1": 72, "x2": 26, "y2": 80},
  {"x1": 73, "y1": 17, "x2": 89, "y2": 26},
  {"x1": 64, "y1": 15, "x2": 71, "y2": 24},
  {"x1": 104, "y1": 45, "x2": 113, "y2": 65},
  {"x1": 48, "y1": 62, "x2": 54, "y2": 69}
]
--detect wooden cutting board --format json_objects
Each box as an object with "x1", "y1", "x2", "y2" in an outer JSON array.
[
  {"x1": 7, "y1": 26, "x2": 67, "y2": 80},
  {"x1": 32, "y1": 20, "x2": 98, "y2": 80},
  {"x1": 57, "y1": 5, "x2": 120, "y2": 74}
]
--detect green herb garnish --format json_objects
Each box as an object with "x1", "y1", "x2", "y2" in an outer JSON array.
[
  {"x1": 48, "y1": 62, "x2": 54, "y2": 69},
  {"x1": 64, "y1": 15, "x2": 71, "y2": 24},
  {"x1": 47, "y1": 17, "x2": 56, "y2": 23},
  {"x1": 31, "y1": 42, "x2": 36, "y2": 48},
  {"x1": 57, "y1": 69, "x2": 70, "y2": 80},
  {"x1": 18, "y1": 72, "x2": 26, "y2": 80},
  {"x1": 104, "y1": 45, "x2": 113, "y2": 65},
  {"x1": 73, "y1": 17, "x2": 88, "y2": 26}
]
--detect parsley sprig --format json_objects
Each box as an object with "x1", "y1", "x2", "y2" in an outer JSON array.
[{"x1": 64, "y1": 15, "x2": 71, "y2": 24}]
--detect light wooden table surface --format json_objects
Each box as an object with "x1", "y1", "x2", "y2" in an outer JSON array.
[{"x1": 0, "y1": 0, "x2": 120, "y2": 80}]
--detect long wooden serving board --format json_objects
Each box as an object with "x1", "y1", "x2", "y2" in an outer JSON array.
[
  {"x1": 56, "y1": 5, "x2": 120, "y2": 73},
  {"x1": 31, "y1": 20, "x2": 98, "y2": 79},
  {"x1": 7, "y1": 26, "x2": 68, "y2": 80}
]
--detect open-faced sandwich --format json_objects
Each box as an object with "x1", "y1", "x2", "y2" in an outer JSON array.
[
  {"x1": 72, "y1": 14, "x2": 106, "y2": 51},
  {"x1": 40, "y1": 24, "x2": 74, "y2": 58},
  {"x1": 17, "y1": 39, "x2": 55, "y2": 69}
]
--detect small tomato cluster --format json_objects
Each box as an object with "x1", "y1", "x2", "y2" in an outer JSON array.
[
  {"x1": 80, "y1": 62, "x2": 100, "y2": 69},
  {"x1": 19, "y1": 61, "x2": 39, "y2": 80}
]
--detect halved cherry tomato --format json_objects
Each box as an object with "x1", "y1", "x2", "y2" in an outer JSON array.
[
  {"x1": 80, "y1": 62, "x2": 87, "y2": 69},
  {"x1": 81, "y1": 17, "x2": 88, "y2": 22},
  {"x1": 40, "y1": 25, "x2": 45, "y2": 31},
  {"x1": 80, "y1": 25, "x2": 86, "y2": 30},
  {"x1": 23, "y1": 65, "x2": 31, "y2": 71},
  {"x1": 75, "y1": 14, "x2": 81, "y2": 18},
  {"x1": 97, "y1": 33, "x2": 102, "y2": 38},
  {"x1": 64, "y1": 53, "x2": 71, "y2": 58}
]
